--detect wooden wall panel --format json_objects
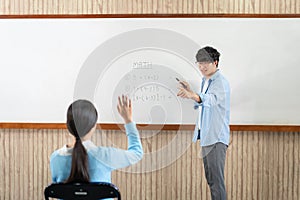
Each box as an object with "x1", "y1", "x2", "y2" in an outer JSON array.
[
  {"x1": 1, "y1": 128, "x2": 300, "y2": 199},
  {"x1": 0, "y1": 0, "x2": 299, "y2": 14}
]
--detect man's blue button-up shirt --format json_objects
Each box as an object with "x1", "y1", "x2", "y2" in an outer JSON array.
[{"x1": 193, "y1": 70, "x2": 230, "y2": 147}]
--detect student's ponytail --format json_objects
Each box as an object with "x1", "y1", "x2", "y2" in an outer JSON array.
[
  {"x1": 65, "y1": 100, "x2": 98, "y2": 183},
  {"x1": 65, "y1": 120, "x2": 90, "y2": 183}
]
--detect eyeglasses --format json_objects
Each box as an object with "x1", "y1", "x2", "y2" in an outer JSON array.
[{"x1": 195, "y1": 61, "x2": 213, "y2": 66}]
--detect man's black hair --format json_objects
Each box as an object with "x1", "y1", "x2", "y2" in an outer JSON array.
[{"x1": 196, "y1": 46, "x2": 221, "y2": 67}]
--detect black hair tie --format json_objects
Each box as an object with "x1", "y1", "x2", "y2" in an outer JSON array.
[{"x1": 75, "y1": 136, "x2": 81, "y2": 141}]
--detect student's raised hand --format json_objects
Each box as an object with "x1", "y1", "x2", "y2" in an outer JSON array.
[{"x1": 117, "y1": 95, "x2": 133, "y2": 124}]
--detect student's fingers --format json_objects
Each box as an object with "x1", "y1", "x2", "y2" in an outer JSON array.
[
  {"x1": 117, "y1": 96, "x2": 122, "y2": 112},
  {"x1": 119, "y1": 95, "x2": 132, "y2": 109},
  {"x1": 120, "y1": 95, "x2": 123, "y2": 106},
  {"x1": 118, "y1": 94, "x2": 131, "y2": 107},
  {"x1": 120, "y1": 95, "x2": 127, "y2": 108},
  {"x1": 118, "y1": 96, "x2": 122, "y2": 106},
  {"x1": 124, "y1": 95, "x2": 129, "y2": 107},
  {"x1": 117, "y1": 103, "x2": 121, "y2": 113}
]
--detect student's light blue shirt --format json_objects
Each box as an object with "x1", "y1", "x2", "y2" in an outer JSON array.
[
  {"x1": 50, "y1": 122, "x2": 143, "y2": 183},
  {"x1": 193, "y1": 70, "x2": 230, "y2": 147}
]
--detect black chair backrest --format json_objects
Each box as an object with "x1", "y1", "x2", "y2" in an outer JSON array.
[{"x1": 44, "y1": 182, "x2": 121, "y2": 200}]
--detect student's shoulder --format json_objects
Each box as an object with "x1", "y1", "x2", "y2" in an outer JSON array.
[
  {"x1": 50, "y1": 149, "x2": 60, "y2": 160},
  {"x1": 89, "y1": 145, "x2": 117, "y2": 154},
  {"x1": 88, "y1": 145, "x2": 124, "y2": 161},
  {"x1": 50, "y1": 145, "x2": 71, "y2": 159}
]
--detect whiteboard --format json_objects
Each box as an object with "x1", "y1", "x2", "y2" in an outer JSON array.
[{"x1": 0, "y1": 18, "x2": 299, "y2": 125}]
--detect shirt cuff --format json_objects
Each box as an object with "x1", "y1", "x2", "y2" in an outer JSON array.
[
  {"x1": 194, "y1": 92, "x2": 203, "y2": 108},
  {"x1": 124, "y1": 122, "x2": 138, "y2": 135}
]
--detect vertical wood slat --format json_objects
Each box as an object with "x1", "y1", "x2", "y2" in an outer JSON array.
[
  {"x1": 288, "y1": 132, "x2": 294, "y2": 200},
  {"x1": 156, "y1": 130, "x2": 162, "y2": 200},
  {"x1": 278, "y1": 131, "x2": 284, "y2": 200},
  {"x1": 237, "y1": 130, "x2": 243, "y2": 199},
  {"x1": 268, "y1": 132, "x2": 274, "y2": 199},
  {"x1": 273, "y1": 131, "x2": 279, "y2": 199},
  {"x1": 143, "y1": 132, "x2": 151, "y2": 200},
  {"x1": 151, "y1": 131, "x2": 157, "y2": 200},
  {"x1": 9, "y1": 130, "x2": 14, "y2": 199},
  {"x1": 294, "y1": 132, "x2": 299, "y2": 200},
  {"x1": 231, "y1": 131, "x2": 237, "y2": 199},
  {"x1": 241, "y1": 130, "x2": 247, "y2": 199},
  {"x1": 225, "y1": 131, "x2": 231, "y2": 199},
  {"x1": 175, "y1": 131, "x2": 181, "y2": 200},
  {"x1": 283, "y1": 131, "x2": 289, "y2": 199},
  {"x1": 185, "y1": 131, "x2": 192, "y2": 200}
]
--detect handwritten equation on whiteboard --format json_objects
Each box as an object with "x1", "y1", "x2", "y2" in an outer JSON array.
[
  {"x1": 114, "y1": 62, "x2": 182, "y2": 103},
  {"x1": 110, "y1": 62, "x2": 192, "y2": 124},
  {"x1": 124, "y1": 76, "x2": 172, "y2": 102}
]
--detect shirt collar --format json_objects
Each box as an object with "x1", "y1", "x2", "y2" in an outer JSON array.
[
  {"x1": 202, "y1": 69, "x2": 220, "y2": 82},
  {"x1": 57, "y1": 140, "x2": 97, "y2": 156}
]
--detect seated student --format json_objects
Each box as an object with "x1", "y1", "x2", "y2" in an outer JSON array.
[{"x1": 50, "y1": 95, "x2": 143, "y2": 183}]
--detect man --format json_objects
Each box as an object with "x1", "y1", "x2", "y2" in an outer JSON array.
[{"x1": 177, "y1": 46, "x2": 230, "y2": 200}]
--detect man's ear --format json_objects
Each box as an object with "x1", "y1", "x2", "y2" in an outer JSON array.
[{"x1": 214, "y1": 60, "x2": 218, "y2": 67}]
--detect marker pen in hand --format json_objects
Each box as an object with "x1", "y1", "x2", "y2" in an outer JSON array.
[{"x1": 176, "y1": 78, "x2": 188, "y2": 89}]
